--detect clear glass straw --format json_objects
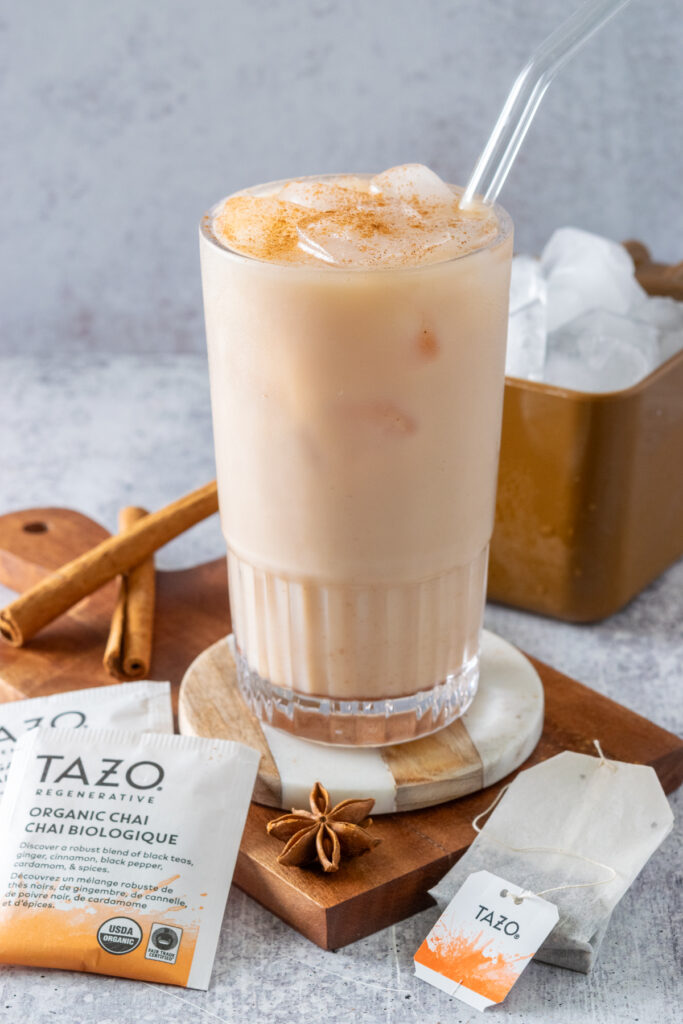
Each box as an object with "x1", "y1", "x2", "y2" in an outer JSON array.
[{"x1": 461, "y1": 0, "x2": 633, "y2": 208}]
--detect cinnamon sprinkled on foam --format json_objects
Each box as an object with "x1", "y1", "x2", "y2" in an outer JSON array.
[{"x1": 210, "y1": 166, "x2": 499, "y2": 268}]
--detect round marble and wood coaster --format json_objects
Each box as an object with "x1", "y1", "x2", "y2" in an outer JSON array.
[{"x1": 179, "y1": 629, "x2": 543, "y2": 814}]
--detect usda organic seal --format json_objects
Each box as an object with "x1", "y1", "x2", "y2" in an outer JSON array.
[{"x1": 97, "y1": 917, "x2": 143, "y2": 955}]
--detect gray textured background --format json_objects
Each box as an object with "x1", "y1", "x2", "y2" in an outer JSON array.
[{"x1": 1, "y1": 0, "x2": 681, "y2": 356}]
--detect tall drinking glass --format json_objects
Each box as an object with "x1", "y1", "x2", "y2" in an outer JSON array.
[{"x1": 200, "y1": 176, "x2": 512, "y2": 745}]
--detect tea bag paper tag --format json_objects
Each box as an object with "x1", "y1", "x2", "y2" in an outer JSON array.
[{"x1": 414, "y1": 870, "x2": 559, "y2": 1011}]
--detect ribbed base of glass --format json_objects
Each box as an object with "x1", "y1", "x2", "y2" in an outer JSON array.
[{"x1": 233, "y1": 643, "x2": 479, "y2": 746}]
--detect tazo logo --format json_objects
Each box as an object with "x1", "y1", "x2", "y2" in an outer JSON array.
[
  {"x1": 0, "y1": 710, "x2": 87, "y2": 744},
  {"x1": 475, "y1": 904, "x2": 520, "y2": 939},
  {"x1": 35, "y1": 754, "x2": 164, "y2": 790}
]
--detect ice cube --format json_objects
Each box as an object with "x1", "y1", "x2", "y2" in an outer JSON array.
[
  {"x1": 543, "y1": 308, "x2": 659, "y2": 393},
  {"x1": 659, "y1": 333, "x2": 683, "y2": 363},
  {"x1": 213, "y1": 195, "x2": 307, "y2": 259},
  {"x1": 629, "y1": 296, "x2": 683, "y2": 364},
  {"x1": 635, "y1": 294, "x2": 683, "y2": 331},
  {"x1": 506, "y1": 299, "x2": 547, "y2": 381},
  {"x1": 297, "y1": 216, "x2": 453, "y2": 268},
  {"x1": 659, "y1": 329, "x2": 683, "y2": 363},
  {"x1": 278, "y1": 181, "x2": 346, "y2": 211},
  {"x1": 296, "y1": 220, "x2": 405, "y2": 266},
  {"x1": 370, "y1": 164, "x2": 455, "y2": 207},
  {"x1": 296, "y1": 227, "x2": 338, "y2": 264},
  {"x1": 509, "y1": 255, "x2": 546, "y2": 314},
  {"x1": 541, "y1": 228, "x2": 647, "y2": 333}
]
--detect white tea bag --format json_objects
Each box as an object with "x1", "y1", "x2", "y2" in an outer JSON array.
[
  {"x1": 431, "y1": 751, "x2": 674, "y2": 973},
  {"x1": 0, "y1": 681, "x2": 174, "y2": 798}
]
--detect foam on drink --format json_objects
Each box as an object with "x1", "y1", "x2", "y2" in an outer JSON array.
[{"x1": 210, "y1": 164, "x2": 499, "y2": 268}]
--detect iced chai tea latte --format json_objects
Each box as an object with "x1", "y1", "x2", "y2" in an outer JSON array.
[{"x1": 200, "y1": 165, "x2": 512, "y2": 744}]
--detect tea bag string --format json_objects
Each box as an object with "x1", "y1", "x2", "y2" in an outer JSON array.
[{"x1": 472, "y1": 742, "x2": 618, "y2": 902}]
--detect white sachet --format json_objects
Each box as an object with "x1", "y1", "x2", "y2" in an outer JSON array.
[
  {"x1": 431, "y1": 750, "x2": 674, "y2": 973},
  {"x1": 0, "y1": 726, "x2": 260, "y2": 989},
  {"x1": 0, "y1": 681, "x2": 174, "y2": 798}
]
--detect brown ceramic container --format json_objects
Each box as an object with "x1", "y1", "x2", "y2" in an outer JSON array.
[{"x1": 488, "y1": 245, "x2": 683, "y2": 621}]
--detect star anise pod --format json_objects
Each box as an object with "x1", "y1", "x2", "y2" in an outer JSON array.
[{"x1": 266, "y1": 781, "x2": 381, "y2": 873}]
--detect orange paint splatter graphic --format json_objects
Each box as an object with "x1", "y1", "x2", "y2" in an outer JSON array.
[
  {"x1": 415, "y1": 921, "x2": 531, "y2": 1003},
  {"x1": 0, "y1": 903, "x2": 198, "y2": 986}
]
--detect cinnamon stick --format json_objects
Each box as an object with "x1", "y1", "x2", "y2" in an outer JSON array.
[
  {"x1": 0, "y1": 480, "x2": 218, "y2": 647},
  {"x1": 103, "y1": 507, "x2": 156, "y2": 680}
]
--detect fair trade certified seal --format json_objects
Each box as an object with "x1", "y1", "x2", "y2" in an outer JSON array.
[
  {"x1": 96, "y1": 917, "x2": 143, "y2": 955},
  {"x1": 145, "y1": 923, "x2": 183, "y2": 964}
]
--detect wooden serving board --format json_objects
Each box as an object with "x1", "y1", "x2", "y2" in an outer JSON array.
[
  {"x1": 0, "y1": 506, "x2": 682, "y2": 951},
  {"x1": 0, "y1": 507, "x2": 229, "y2": 705}
]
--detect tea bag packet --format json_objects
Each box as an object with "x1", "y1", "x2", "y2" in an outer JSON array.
[
  {"x1": 430, "y1": 750, "x2": 674, "y2": 974},
  {"x1": 0, "y1": 727, "x2": 260, "y2": 989},
  {"x1": 0, "y1": 681, "x2": 173, "y2": 799}
]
